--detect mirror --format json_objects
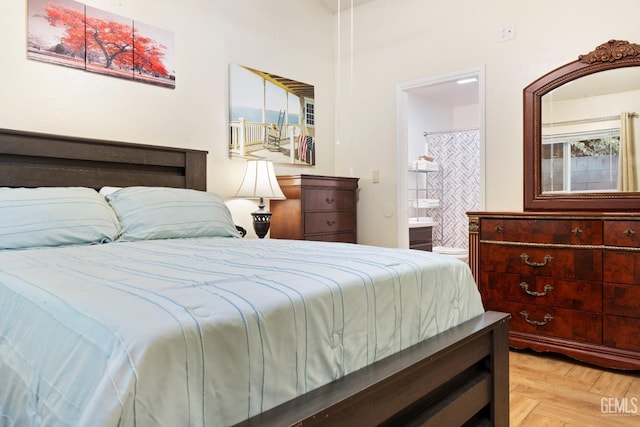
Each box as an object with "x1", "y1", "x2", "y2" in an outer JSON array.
[{"x1": 524, "y1": 40, "x2": 640, "y2": 211}]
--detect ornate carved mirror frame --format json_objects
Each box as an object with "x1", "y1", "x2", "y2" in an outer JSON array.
[{"x1": 524, "y1": 40, "x2": 640, "y2": 211}]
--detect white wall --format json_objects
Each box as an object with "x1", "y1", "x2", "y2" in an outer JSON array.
[
  {"x1": 0, "y1": 0, "x2": 336, "y2": 237},
  {"x1": 407, "y1": 95, "x2": 452, "y2": 162},
  {"x1": 454, "y1": 104, "x2": 480, "y2": 130},
  {"x1": 4, "y1": 0, "x2": 640, "y2": 245},
  {"x1": 406, "y1": 95, "x2": 479, "y2": 165},
  {"x1": 335, "y1": 0, "x2": 640, "y2": 247}
]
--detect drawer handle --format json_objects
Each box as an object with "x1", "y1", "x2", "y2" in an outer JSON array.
[
  {"x1": 571, "y1": 227, "x2": 582, "y2": 235},
  {"x1": 326, "y1": 220, "x2": 336, "y2": 226},
  {"x1": 325, "y1": 197, "x2": 335, "y2": 204},
  {"x1": 624, "y1": 228, "x2": 635, "y2": 237},
  {"x1": 495, "y1": 225, "x2": 503, "y2": 233},
  {"x1": 520, "y1": 253, "x2": 553, "y2": 267},
  {"x1": 519, "y1": 282, "x2": 553, "y2": 297},
  {"x1": 520, "y1": 311, "x2": 553, "y2": 326}
]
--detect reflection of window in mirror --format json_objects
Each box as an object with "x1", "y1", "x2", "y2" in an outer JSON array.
[{"x1": 542, "y1": 129, "x2": 620, "y2": 192}]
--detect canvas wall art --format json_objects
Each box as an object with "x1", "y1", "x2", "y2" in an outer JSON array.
[
  {"x1": 28, "y1": 0, "x2": 175, "y2": 88},
  {"x1": 229, "y1": 64, "x2": 315, "y2": 165}
]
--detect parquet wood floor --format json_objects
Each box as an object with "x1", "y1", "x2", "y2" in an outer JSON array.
[{"x1": 510, "y1": 349, "x2": 640, "y2": 426}]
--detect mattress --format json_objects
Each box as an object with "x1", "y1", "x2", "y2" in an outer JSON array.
[{"x1": 0, "y1": 237, "x2": 484, "y2": 426}]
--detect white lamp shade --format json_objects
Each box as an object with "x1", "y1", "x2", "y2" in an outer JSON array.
[{"x1": 235, "y1": 160, "x2": 286, "y2": 200}]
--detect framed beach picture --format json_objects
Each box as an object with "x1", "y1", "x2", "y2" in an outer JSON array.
[{"x1": 228, "y1": 64, "x2": 315, "y2": 165}]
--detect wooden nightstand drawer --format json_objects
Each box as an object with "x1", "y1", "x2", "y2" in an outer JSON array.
[
  {"x1": 604, "y1": 220, "x2": 640, "y2": 247},
  {"x1": 304, "y1": 189, "x2": 354, "y2": 211},
  {"x1": 481, "y1": 272, "x2": 602, "y2": 312},
  {"x1": 481, "y1": 218, "x2": 602, "y2": 245},
  {"x1": 480, "y1": 243, "x2": 602, "y2": 281},
  {"x1": 305, "y1": 211, "x2": 355, "y2": 234},
  {"x1": 485, "y1": 300, "x2": 602, "y2": 344}
]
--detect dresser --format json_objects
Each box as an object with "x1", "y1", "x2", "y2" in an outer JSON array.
[
  {"x1": 468, "y1": 212, "x2": 640, "y2": 369},
  {"x1": 270, "y1": 175, "x2": 358, "y2": 243}
]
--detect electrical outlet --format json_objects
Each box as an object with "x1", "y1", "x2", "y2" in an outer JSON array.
[{"x1": 498, "y1": 24, "x2": 515, "y2": 42}]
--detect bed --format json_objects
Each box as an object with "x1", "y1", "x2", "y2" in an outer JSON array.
[{"x1": 0, "y1": 128, "x2": 510, "y2": 426}]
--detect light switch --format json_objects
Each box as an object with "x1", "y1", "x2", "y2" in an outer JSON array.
[
  {"x1": 498, "y1": 24, "x2": 515, "y2": 42},
  {"x1": 372, "y1": 170, "x2": 380, "y2": 183}
]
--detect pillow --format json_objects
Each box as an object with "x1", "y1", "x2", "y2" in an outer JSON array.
[
  {"x1": 106, "y1": 187, "x2": 240, "y2": 241},
  {"x1": 0, "y1": 187, "x2": 122, "y2": 250},
  {"x1": 99, "y1": 186, "x2": 122, "y2": 197}
]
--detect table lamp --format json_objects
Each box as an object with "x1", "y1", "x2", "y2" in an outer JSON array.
[{"x1": 234, "y1": 160, "x2": 286, "y2": 238}]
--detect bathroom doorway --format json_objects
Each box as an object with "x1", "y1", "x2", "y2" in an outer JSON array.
[{"x1": 396, "y1": 66, "x2": 485, "y2": 249}]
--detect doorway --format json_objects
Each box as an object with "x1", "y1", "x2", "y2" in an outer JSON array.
[{"x1": 396, "y1": 66, "x2": 485, "y2": 249}]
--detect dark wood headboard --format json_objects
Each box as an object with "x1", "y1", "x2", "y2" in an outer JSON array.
[{"x1": 0, "y1": 128, "x2": 207, "y2": 190}]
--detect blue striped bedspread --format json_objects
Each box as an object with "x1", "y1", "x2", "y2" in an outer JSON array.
[{"x1": 0, "y1": 237, "x2": 484, "y2": 426}]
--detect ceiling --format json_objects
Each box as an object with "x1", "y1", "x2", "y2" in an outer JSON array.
[{"x1": 316, "y1": 0, "x2": 376, "y2": 13}]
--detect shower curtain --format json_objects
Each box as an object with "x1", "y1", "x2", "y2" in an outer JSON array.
[{"x1": 426, "y1": 129, "x2": 481, "y2": 250}]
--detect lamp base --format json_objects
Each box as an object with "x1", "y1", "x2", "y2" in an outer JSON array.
[{"x1": 251, "y1": 210, "x2": 272, "y2": 239}]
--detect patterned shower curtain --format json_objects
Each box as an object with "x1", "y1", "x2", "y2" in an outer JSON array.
[{"x1": 426, "y1": 129, "x2": 480, "y2": 250}]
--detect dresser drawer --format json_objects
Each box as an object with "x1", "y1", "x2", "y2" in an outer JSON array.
[
  {"x1": 485, "y1": 300, "x2": 602, "y2": 344},
  {"x1": 305, "y1": 211, "x2": 355, "y2": 234},
  {"x1": 604, "y1": 282, "x2": 640, "y2": 318},
  {"x1": 304, "y1": 189, "x2": 355, "y2": 211},
  {"x1": 604, "y1": 315, "x2": 640, "y2": 351},
  {"x1": 604, "y1": 220, "x2": 640, "y2": 247},
  {"x1": 603, "y1": 250, "x2": 640, "y2": 284},
  {"x1": 481, "y1": 218, "x2": 602, "y2": 245},
  {"x1": 480, "y1": 243, "x2": 602, "y2": 281},
  {"x1": 481, "y1": 272, "x2": 602, "y2": 312},
  {"x1": 306, "y1": 232, "x2": 356, "y2": 243}
]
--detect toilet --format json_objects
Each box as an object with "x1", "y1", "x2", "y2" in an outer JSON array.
[{"x1": 433, "y1": 246, "x2": 468, "y2": 264}]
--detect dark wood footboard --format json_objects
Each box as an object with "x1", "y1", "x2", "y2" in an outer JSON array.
[{"x1": 235, "y1": 311, "x2": 510, "y2": 427}]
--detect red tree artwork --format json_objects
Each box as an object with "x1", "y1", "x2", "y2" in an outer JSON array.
[{"x1": 31, "y1": 1, "x2": 174, "y2": 87}]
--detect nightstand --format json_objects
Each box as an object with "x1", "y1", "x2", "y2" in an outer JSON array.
[{"x1": 269, "y1": 174, "x2": 359, "y2": 243}]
